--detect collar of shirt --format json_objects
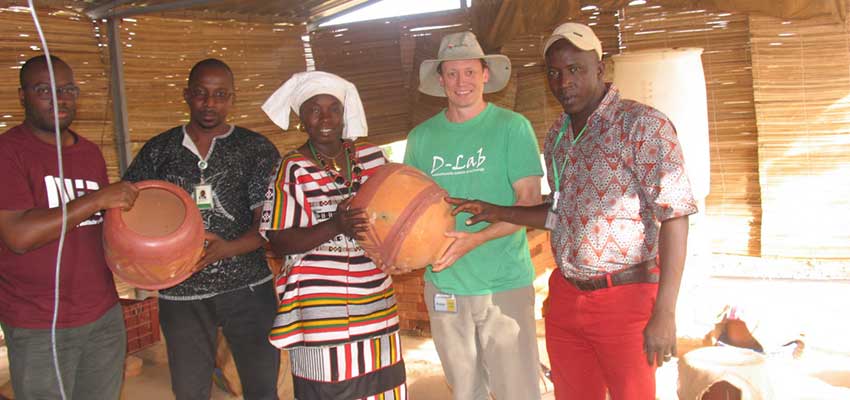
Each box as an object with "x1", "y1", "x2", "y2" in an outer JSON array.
[
  {"x1": 181, "y1": 124, "x2": 235, "y2": 161},
  {"x1": 548, "y1": 83, "x2": 622, "y2": 169},
  {"x1": 550, "y1": 84, "x2": 622, "y2": 144},
  {"x1": 594, "y1": 83, "x2": 622, "y2": 124},
  {"x1": 558, "y1": 83, "x2": 622, "y2": 134}
]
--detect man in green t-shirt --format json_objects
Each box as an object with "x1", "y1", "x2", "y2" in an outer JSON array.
[{"x1": 403, "y1": 31, "x2": 544, "y2": 400}]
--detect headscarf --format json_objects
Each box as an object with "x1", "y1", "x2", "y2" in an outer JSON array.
[{"x1": 261, "y1": 71, "x2": 367, "y2": 139}]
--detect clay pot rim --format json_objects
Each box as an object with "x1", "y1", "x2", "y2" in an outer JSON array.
[
  {"x1": 104, "y1": 180, "x2": 204, "y2": 290},
  {"x1": 106, "y1": 180, "x2": 195, "y2": 242}
]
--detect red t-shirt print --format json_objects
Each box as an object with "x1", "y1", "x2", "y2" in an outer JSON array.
[{"x1": 0, "y1": 125, "x2": 118, "y2": 329}]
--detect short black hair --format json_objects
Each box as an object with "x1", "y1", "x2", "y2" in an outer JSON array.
[
  {"x1": 20, "y1": 55, "x2": 68, "y2": 87},
  {"x1": 188, "y1": 58, "x2": 234, "y2": 86},
  {"x1": 436, "y1": 58, "x2": 488, "y2": 75}
]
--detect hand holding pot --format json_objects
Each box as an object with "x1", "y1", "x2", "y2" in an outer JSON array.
[{"x1": 97, "y1": 181, "x2": 139, "y2": 211}]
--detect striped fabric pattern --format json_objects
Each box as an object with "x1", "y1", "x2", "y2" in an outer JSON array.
[
  {"x1": 290, "y1": 332, "x2": 407, "y2": 400},
  {"x1": 289, "y1": 331, "x2": 403, "y2": 382},
  {"x1": 260, "y1": 143, "x2": 400, "y2": 349}
]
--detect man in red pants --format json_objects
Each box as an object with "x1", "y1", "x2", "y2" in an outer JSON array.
[{"x1": 447, "y1": 22, "x2": 698, "y2": 399}]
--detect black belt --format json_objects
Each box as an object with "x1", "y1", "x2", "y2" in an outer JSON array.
[{"x1": 564, "y1": 260, "x2": 659, "y2": 291}]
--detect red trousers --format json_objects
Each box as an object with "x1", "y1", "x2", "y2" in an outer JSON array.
[{"x1": 545, "y1": 270, "x2": 658, "y2": 400}]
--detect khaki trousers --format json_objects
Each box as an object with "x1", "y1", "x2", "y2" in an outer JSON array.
[{"x1": 425, "y1": 281, "x2": 542, "y2": 400}]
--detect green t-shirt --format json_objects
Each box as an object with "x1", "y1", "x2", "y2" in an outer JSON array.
[{"x1": 404, "y1": 103, "x2": 543, "y2": 295}]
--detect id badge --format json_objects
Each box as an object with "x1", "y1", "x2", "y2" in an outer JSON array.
[
  {"x1": 545, "y1": 209, "x2": 558, "y2": 230},
  {"x1": 434, "y1": 293, "x2": 457, "y2": 313},
  {"x1": 194, "y1": 184, "x2": 213, "y2": 210}
]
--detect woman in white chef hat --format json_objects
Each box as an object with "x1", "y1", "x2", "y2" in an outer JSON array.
[{"x1": 258, "y1": 71, "x2": 407, "y2": 400}]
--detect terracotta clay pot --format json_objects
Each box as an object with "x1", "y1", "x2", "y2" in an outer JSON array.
[
  {"x1": 103, "y1": 180, "x2": 205, "y2": 290},
  {"x1": 350, "y1": 163, "x2": 455, "y2": 273}
]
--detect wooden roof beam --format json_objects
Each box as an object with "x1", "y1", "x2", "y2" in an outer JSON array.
[
  {"x1": 84, "y1": 0, "x2": 137, "y2": 19},
  {"x1": 85, "y1": 0, "x2": 227, "y2": 20}
]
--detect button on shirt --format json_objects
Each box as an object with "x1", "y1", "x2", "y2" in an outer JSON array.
[{"x1": 544, "y1": 84, "x2": 698, "y2": 280}]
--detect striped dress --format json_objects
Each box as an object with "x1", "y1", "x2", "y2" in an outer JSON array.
[{"x1": 260, "y1": 142, "x2": 406, "y2": 400}]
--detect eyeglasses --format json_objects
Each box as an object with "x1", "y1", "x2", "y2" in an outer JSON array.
[
  {"x1": 188, "y1": 88, "x2": 232, "y2": 102},
  {"x1": 25, "y1": 84, "x2": 80, "y2": 100}
]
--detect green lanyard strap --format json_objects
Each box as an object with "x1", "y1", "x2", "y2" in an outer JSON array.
[{"x1": 550, "y1": 116, "x2": 587, "y2": 198}]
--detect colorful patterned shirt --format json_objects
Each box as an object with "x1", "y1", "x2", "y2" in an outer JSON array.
[
  {"x1": 259, "y1": 143, "x2": 400, "y2": 349},
  {"x1": 544, "y1": 84, "x2": 698, "y2": 280}
]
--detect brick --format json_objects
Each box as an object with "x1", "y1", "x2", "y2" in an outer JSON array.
[
  {"x1": 400, "y1": 281, "x2": 424, "y2": 292},
  {"x1": 397, "y1": 292, "x2": 422, "y2": 303},
  {"x1": 410, "y1": 311, "x2": 430, "y2": 321}
]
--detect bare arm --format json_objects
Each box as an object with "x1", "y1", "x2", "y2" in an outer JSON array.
[
  {"x1": 266, "y1": 199, "x2": 369, "y2": 257},
  {"x1": 267, "y1": 222, "x2": 338, "y2": 257},
  {"x1": 432, "y1": 175, "x2": 542, "y2": 271},
  {"x1": 0, "y1": 181, "x2": 138, "y2": 254},
  {"x1": 196, "y1": 207, "x2": 270, "y2": 269},
  {"x1": 643, "y1": 215, "x2": 689, "y2": 367},
  {"x1": 446, "y1": 199, "x2": 550, "y2": 230}
]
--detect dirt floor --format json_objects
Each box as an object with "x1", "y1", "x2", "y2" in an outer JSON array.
[
  {"x1": 2, "y1": 271, "x2": 850, "y2": 399},
  {"x1": 118, "y1": 317, "x2": 850, "y2": 400},
  {"x1": 112, "y1": 328, "x2": 553, "y2": 400}
]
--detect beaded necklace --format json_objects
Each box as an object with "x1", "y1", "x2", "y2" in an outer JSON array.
[
  {"x1": 307, "y1": 140, "x2": 363, "y2": 196},
  {"x1": 313, "y1": 147, "x2": 343, "y2": 171}
]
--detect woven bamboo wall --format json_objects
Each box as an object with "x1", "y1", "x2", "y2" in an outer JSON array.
[
  {"x1": 503, "y1": 33, "x2": 560, "y2": 146},
  {"x1": 501, "y1": 9, "x2": 620, "y2": 147},
  {"x1": 104, "y1": 15, "x2": 307, "y2": 168},
  {"x1": 402, "y1": 13, "x2": 474, "y2": 128},
  {"x1": 310, "y1": 10, "x2": 473, "y2": 145},
  {"x1": 619, "y1": 4, "x2": 763, "y2": 256},
  {"x1": 404, "y1": 19, "x2": 518, "y2": 128},
  {"x1": 0, "y1": 7, "x2": 116, "y2": 177},
  {"x1": 407, "y1": 27, "x2": 464, "y2": 128},
  {"x1": 311, "y1": 18, "x2": 408, "y2": 143},
  {"x1": 750, "y1": 15, "x2": 850, "y2": 259},
  {"x1": 5, "y1": 4, "x2": 849, "y2": 263}
]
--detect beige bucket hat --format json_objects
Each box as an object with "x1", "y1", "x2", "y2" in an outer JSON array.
[{"x1": 418, "y1": 31, "x2": 512, "y2": 97}]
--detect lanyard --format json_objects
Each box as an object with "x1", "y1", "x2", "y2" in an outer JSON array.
[
  {"x1": 550, "y1": 117, "x2": 587, "y2": 210},
  {"x1": 197, "y1": 159, "x2": 208, "y2": 183}
]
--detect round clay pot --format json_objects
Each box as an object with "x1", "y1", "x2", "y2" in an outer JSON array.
[
  {"x1": 103, "y1": 180, "x2": 205, "y2": 289},
  {"x1": 350, "y1": 163, "x2": 455, "y2": 273}
]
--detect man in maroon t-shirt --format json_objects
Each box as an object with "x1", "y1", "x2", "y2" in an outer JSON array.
[{"x1": 0, "y1": 55, "x2": 138, "y2": 399}]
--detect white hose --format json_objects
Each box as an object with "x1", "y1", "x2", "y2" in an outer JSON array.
[{"x1": 27, "y1": 2, "x2": 69, "y2": 399}]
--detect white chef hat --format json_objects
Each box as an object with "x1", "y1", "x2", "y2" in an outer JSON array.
[{"x1": 261, "y1": 71, "x2": 367, "y2": 139}]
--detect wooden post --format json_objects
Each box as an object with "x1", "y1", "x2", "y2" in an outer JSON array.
[{"x1": 107, "y1": 17, "x2": 132, "y2": 175}]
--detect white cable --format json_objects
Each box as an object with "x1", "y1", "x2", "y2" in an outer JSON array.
[{"x1": 27, "y1": 2, "x2": 69, "y2": 399}]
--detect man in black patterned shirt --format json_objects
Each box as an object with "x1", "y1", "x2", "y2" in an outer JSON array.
[{"x1": 124, "y1": 59, "x2": 281, "y2": 400}]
